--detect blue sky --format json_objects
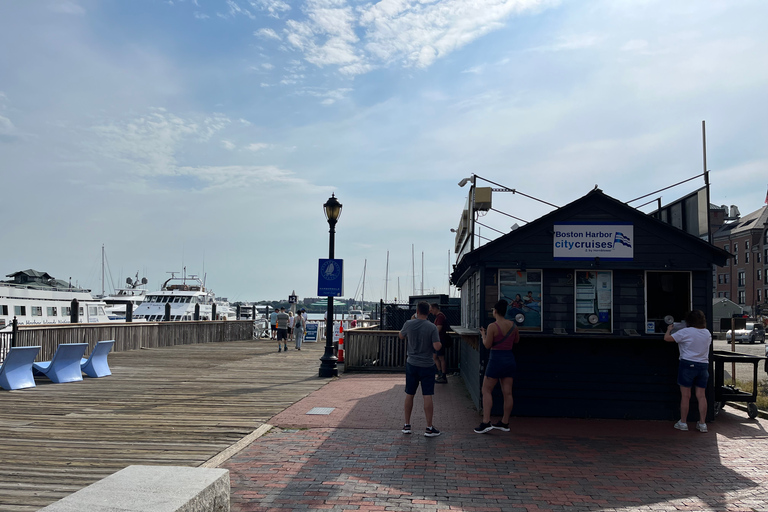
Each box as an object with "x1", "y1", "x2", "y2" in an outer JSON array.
[{"x1": 1, "y1": 0, "x2": 766, "y2": 303}]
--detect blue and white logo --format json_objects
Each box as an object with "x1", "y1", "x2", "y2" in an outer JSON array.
[
  {"x1": 553, "y1": 224, "x2": 634, "y2": 260},
  {"x1": 614, "y1": 231, "x2": 632, "y2": 248},
  {"x1": 318, "y1": 259, "x2": 344, "y2": 297}
]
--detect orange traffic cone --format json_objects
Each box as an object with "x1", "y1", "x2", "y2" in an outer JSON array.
[{"x1": 337, "y1": 322, "x2": 345, "y2": 363}]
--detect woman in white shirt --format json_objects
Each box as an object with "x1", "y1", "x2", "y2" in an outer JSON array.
[{"x1": 664, "y1": 309, "x2": 711, "y2": 433}]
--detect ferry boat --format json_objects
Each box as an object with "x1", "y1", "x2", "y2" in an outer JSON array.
[
  {"x1": 132, "y1": 272, "x2": 228, "y2": 321},
  {"x1": 102, "y1": 273, "x2": 150, "y2": 320},
  {"x1": 0, "y1": 269, "x2": 113, "y2": 328}
]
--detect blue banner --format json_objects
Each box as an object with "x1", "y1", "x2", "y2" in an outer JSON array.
[
  {"x1": 318, "y1": 259, "x2": 343, "y2": 296},
  {"x1": 305, "y1": 323, "x2": 318, "y2": 342}
]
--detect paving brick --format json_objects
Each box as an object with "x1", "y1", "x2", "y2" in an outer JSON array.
[{"x1": 223, "y1": 374, "x2": 768, "y2": 512}]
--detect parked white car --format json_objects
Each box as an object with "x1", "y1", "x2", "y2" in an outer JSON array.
[{"x1": 725, "y1": 322, "x2": 766, "y2": 344}]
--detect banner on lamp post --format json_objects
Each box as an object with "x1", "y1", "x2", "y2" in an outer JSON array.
[{"x1": 318, "y1": 259, "x2": 344, "y2": 297}]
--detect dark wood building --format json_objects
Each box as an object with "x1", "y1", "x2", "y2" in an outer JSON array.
[{"x1": 451, "y1": 189, "x2": 730, "y2": 420}]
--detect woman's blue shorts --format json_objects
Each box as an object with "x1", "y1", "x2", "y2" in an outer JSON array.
[
  {"x1": 485, "y1": 349, "x2": 516, "y2": 379},
  {"x1": 677, "y1": 359, "x2": 709, "y2": 388}
]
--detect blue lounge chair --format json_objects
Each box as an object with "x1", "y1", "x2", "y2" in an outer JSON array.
[
  {"x1": 0, "y1": 346, "x2": 41, "y2": 390},
  {"x1": 81, "y1": 340, "x2": 115, "y2": 378},
  {"x1": 32, "y1": 343, "x2": 89, "y2": 383}
]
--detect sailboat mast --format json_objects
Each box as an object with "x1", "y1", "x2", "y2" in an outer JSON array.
[
  {"x1": 384, "y1": 251, "x2": 389, "y2": 302},
  {"x1": 361, "y1": 259, "x2": 366, "y2": 308},
  {"x1": 421, "y1": 252, "x2": 424, "y2": 295},
  {"x1": 101, "y1": 244, "x2": 105, "y2": 297},
  {"x1": 411, "y1": 244, "x2": 415, "y2": 296}
]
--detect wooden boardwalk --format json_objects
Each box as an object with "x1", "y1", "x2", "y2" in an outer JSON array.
[{"x1": 0, "y1": 339, "x2": 330, "y2": 511}]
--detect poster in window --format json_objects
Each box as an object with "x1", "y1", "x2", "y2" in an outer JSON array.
[
  {"x1": 575, "y1": 270, "x2": 612, "y2": 333},
  {"x1": 499, "y1": 269, "x2": 542, "y2": 331}
]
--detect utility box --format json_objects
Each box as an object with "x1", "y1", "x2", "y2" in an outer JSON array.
[{"x1": 474, "y1": 187, "x2": 492, "y2": 211}]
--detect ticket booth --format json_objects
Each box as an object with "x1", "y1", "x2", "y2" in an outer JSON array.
[{"x1": 451, "y1": 188, "x2": 731, "y2": 420}]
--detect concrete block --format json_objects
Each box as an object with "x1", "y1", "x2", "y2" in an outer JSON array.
[{"x1": 39, "y1": 465, "x2": 229, "y2": 512}]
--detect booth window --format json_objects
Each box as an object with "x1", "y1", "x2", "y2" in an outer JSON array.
[
  {"x1": 575, "y1": 270, "x2": 612, "y2": 333},
  {"x1": 645, "y1": 271, "x2": 691, "y2": 333},
  {"x1": 461, "y1": 272, "x2": 480, "y2": 329},
  {"x1": 499, "y1": 269, "x2": 542, "y2": 331}
]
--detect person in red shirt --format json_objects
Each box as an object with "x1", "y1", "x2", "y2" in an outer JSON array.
[{"x1": 429, "y1": 303, "x2": 449, "y2": 383}]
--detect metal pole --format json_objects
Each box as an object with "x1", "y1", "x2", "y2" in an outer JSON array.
[{"x1": 319, "y1": 218, "x2": 339, "y2": 377}]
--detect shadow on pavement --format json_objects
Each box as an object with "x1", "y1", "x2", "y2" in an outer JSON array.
[{"x1": 224, "y1": 374, "x2": 768, "y2": 512}]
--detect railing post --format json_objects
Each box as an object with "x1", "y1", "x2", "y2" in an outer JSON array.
[
  {"x1": 11, "y1": 316, "x2": 18, "y2": 348},
  {"x1": 71, "y1": 298, "x2": 79, "y2": 323}
]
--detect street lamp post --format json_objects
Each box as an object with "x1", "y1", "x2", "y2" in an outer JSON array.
[{"x1": 319, "y1": 193, "x2": 342, "y2": 378}]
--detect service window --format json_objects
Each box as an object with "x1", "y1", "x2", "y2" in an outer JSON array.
[
  {"x1": 498, "y1": 269, "x2": 542, "y2": 331},
  {"x1": 61, "y1": 307, "x2": 70, "y2": 316},
  {"x1": 31, "y1": 306, "x2": 42, "y2": 317},
  {"x1": 1, "y1": 305, "x2": 7, "y2": 315},
  {"x1": 574, "y1": 270, "x2": 612, "y2": 333},
  {"x1": 14, "y1": 305, "x2": 26, "y2": 316},
  {"x1": 47, "y1": 307, "x2": 57, "y2": 316},
  {"x1": 645, "y1": 271, "x2": 691, "y2": 333}
]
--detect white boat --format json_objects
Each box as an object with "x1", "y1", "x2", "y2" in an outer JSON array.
[
  {"x1": 132, "y1": 272, "x2": 228, "y2": 321},
  {"x1": 0, "y1": 269, "x2": 113, "y2": 328},
  {"x1": 102, "y1": 273, "x2": 150, "y2": 320},
  {"x1": 347, "y1": 308, "x2": 370, "y2": 320}
]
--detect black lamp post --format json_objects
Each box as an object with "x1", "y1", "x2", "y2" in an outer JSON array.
[{"x1": 319, "y1": 193, "x2": 342, "y2": 378}]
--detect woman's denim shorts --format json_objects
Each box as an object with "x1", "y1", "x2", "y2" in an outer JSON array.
[{"x1": 678, "y1": 359, "x2": 709, "y2": 388}]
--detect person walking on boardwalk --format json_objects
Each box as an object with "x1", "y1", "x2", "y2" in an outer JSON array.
[
  {"x1": 294, "y1": 310, "x2": 305, "y2": 350},
  {"x1": 288, "y1": 311, "x2": 295, "y2": 344},
  {"x1": 399, "y1": 301, "x2": 442, "y2": 437},
  {"x1": 430, "y1": 303, "x2": 449, "y2": 383},
  {"x1": 276, "y1": 307, "x2": 289, "y2": 352},
  {"x1": 476, "y1": 299, "x2": 519, "y2": 434},
  {"x1": 270, "y1": 308, "x2": 279, "y2": 340},
  {"x1": 664, "y1": 309, "x2": 711, "y2": 433}
]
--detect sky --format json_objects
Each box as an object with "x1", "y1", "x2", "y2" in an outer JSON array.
[{"x1": 0, "y1": 0, "x2": 766, "y2": 304}]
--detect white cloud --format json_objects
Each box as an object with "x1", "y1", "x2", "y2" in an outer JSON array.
[
  {"x1": 249, "y1": 0, "x2": 292, "y2": 18},
  {"x1": 526, "y1": 33, "x2": 604, "y2": 52},
  {"x1": 50, "y1": 1, "x2": 86, "y2": 15},
  {"x1": 194, "y1": 11, "x2": 210, "y2": 19},
  {"x1": 276, "y1": 0, "x2": 550, "y2": 75},
  {"x1": 222, "y1": 139, "x2": 236, "y2": 150},
  {"x1": 255, "y1": 28, "x2": 282, "y2": 40},
  {"x1": 0, "y1": 115, "x2": 17, "y2": 136},
  {"x1": 219, "y1": 0, "x2": 256, "y2": 20},
  {"x1": 246, "y1": 142, "x2": 271, "y2": 151},
  {"x1": 262, "y1": 62, "x2": 274, "y2": 69},
  {"x1": 88, "y1": 109, "x2": 232, "y2": 177}
]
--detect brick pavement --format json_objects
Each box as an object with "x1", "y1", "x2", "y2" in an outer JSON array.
[{"x1": 222, "y1": 373, "x2": 768, "y2": 512}]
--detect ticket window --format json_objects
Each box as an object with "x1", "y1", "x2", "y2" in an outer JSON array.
[{"x1": 645, "y1": 271, "x2": 691, "y2": 333}]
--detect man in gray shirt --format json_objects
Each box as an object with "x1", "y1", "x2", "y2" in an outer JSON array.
[
  {"x1": 399, "y1": 301, "x2": 442, "y2": 437},
  {"x1": 276, "y1": 307, "x2": 289, "y2": 352}
]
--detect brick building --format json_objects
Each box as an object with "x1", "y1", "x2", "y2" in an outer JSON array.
[{"x1": 712, "y1": 204, "x2": 768, "y2": 315}]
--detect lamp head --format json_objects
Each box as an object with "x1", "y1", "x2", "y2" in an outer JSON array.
[
  {"x1": 458, "y1": 177, "x2": 471, "y2": 188},
  {"x1": 324, "y1": 193, "x2": 342, "y2": 224}
]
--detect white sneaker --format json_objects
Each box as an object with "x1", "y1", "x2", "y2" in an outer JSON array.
[
  {"x1": 696, "y1": 423, "x2": 708, "y2": 433},
  {"x1": 674, "y1": 420, "x2": 688, "y2": 431}
]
